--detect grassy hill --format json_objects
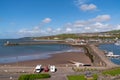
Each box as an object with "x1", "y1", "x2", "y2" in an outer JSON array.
[
  {"x1": 22, "y1": 29, "x2": 120, "y2": 40},
  {"x1": 31, "y1": 34, "x2": 79, "y2": 40},
  {"x1": 107, "y1": 30, "x2": 120, "y2": 33}
]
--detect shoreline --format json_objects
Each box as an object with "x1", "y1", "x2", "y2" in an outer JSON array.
[{"x1": 0, "y1": 51, "x2": 92, "y2": 67}]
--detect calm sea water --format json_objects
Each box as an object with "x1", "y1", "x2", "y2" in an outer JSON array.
[
  {"x1": 0, "y1": 39, "x2": 84, "y2": 63},
  {"x1": 99, "y1": 44, "x2": 120, "y2": 65}
]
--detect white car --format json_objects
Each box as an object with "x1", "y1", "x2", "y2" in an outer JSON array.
[
  {"x1": 35, "y1": 65, "x2": 42, "y2": 73},
  {"x1": 50, "y1": 65, "x2": 56, "y2": 72}
]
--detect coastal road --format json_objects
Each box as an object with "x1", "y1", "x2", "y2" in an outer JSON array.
[
  {"x1": 0, "y1": 72, "x2": 20, "y2": 80},
  {"x1": 0, "y1": 66, "x2": 118, "y2": 80},
  {"x1": 0, "y1": 66, "x2": 74, "y2": 80}
]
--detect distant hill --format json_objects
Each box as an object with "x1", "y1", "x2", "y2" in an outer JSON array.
[
  {"x1": 18, "y1": 37, "x2": 33, "y2": 40},
  {"x1": 19, "y1": 30, "x2": 120, "y2": 40},
  {"x1": 106, "y1": 30, "x2": 120, "y2": 33},
  {"x1": 31, "y1": 34, "x2": 79, "y2": 40}
]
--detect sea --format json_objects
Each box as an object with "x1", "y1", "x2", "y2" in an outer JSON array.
[
  {"x1": 0, "y1": 39, "x2": 84, "y2": 64},
  {"x1": 99, "y1": 43, "x2": 120, "y2": 65}
]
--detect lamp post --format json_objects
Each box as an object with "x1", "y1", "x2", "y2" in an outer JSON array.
[{"x1": 16, "y1": 56, "x2": 18, "y2": 67}]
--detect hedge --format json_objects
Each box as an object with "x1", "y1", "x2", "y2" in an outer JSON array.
[
  {"x1": 67, "y1": 75, "x2": 86, "y2": 80},
  {"x1": 102, "y1": 68, "x2": 120, "y2": 76},
  {"x1": 18, "y1": 74, "x2": 51, "y2": 80}
]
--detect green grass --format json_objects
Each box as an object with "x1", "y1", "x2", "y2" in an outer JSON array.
[
  {"x1": 93, "y1": 74, "x2": 98, "y2": 80},
  {"x1": 67, "y1": 74, "x2": 98, "y2": 80},
  {"x1": 102, "y1": 68, "x2": 120, "y2": 76},
  {"x1": 18, "y1": 74, "x2": 51, "y2": 80},
  {"x1": 67, "y1": 75, "x2": 86, "y2": 80}
]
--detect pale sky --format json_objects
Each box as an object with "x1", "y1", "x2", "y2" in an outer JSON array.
[{"x1": 0, "y1": 0, "x2": 120, "y2": 38}]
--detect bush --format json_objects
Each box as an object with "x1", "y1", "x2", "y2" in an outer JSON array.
[
  {"x1": 18, "y1": 74, "x2": 51, "y2": 80},
  {"x1": 93, "y1": 74, "x2": 98, "y2": 80},
  {"x1": 67, "y1": 75, "x2": 86, "y2": 80},
  {"x1": 102, "y1": 68, "x2": 120, "y2": 76},
  {"x1": 67, "y1": 74, "x2": 98, "y2": 80}
]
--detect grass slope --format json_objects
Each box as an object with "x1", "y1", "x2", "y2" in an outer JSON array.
[{"x1": 102, "y1": 68, "x2": 120, "y2": 76}]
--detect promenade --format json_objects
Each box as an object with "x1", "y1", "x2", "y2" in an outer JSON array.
[{"x1": 0, "y1": 66, "x2": 109, "y2": 80}]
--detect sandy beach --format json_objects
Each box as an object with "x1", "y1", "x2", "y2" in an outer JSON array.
[{"x1": 2, "y1": 51, "x2": 92, "y2": 67}]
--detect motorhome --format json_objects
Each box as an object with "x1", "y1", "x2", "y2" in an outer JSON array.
[
  {"x1": 35, "y1": 65, "x2": 42, "y2": 73},
  {"x1": 50, "y1": 65, "x2": 56, "y2": 72}
]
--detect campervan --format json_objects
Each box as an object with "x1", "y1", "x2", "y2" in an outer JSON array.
[
  {"x1": 35, "y1": 65, "x2": 42, "y2": 73},
  {"x1": 50, "y1": 65, "x2": 56, "y2": 72}
]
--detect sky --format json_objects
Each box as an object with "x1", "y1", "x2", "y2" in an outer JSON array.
[{"x1": 0, "y1": 0, "x2": 120, "y2": 38}]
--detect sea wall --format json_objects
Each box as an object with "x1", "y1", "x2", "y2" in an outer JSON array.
[
  {"x1": 88, "y1": 44, "x2": 118, "y2": 68},
  {"x1": 4, "y1": 41, "x2": 65, "y2": 46}
]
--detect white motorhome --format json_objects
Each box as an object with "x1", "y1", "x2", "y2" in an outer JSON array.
[
  {"x1": 50, "y1": 65, "x2": 56, "y2": 72},
  {"x1": 35, "y1": 65, "x2": 42, "y2": 73}
]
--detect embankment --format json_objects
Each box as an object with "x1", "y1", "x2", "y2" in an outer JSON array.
[{"x1": 88, "y1": 44, "x2": 118, "y2": 68}]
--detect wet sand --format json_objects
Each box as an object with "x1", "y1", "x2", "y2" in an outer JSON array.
[{"x1": 4, "y1": 52, "x2": 92, "y2": 67}]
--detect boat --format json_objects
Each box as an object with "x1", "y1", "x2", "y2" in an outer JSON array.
[
  {"x1": 69, "y1": 60, "x2": 91, "y2": 67},
  {"x1": 115, "y1": 40, "x2": 120, "y2": 46},
  {"x1": 106, "y1": 52, "x2": 120, "y2": 58},
  {"x1": 4, "y1": 41, "x2": 10, "y2": 46}
]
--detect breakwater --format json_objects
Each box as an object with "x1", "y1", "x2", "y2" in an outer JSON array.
[
  {"x1": 89, "y1": 44, "x2": 118, "y2": 68},
  {"x1": 71, "y1": 44, "x2": 119, "y2": 68},
  {"x1": 4, "y1": 40, "x2": 65, "y2": 46},
  {"x1": 71, "y1": 45, "x2": 94, "y2": 63}
]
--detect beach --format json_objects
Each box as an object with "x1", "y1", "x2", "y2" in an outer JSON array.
[
  {"x1": 0, "y1": 39, "x2": 92, "y2": 67},
  {"x1": 0, "y1": 50, "x2": 93, "y2": 80},
  {"x1": 4, "y1": 51, "x2": 92, "y2": 67}
]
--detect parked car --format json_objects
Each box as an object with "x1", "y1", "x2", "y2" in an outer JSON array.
[
  {"x1": 44, "y1": 66, "x2": 49, "y2": 72},
  {"x1": 50, "y1": 65, "x2": 56, "y2": 72},
  {"x1": 35, "y1": 65, "x2": 42, "y2": 73}
]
